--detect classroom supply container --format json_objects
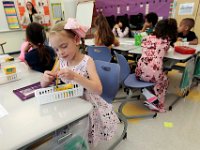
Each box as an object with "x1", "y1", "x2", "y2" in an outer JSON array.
[
  {"x1": 35, "y1": 84, "x2": 84, "y2": 105},
  {"x1": 0, "y1": 71, "x2": 21, "y2": 84}
]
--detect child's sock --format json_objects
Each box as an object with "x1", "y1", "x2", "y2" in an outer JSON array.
[{"x1": 142, "y1": 88, "x2": 158, "y2": 103}]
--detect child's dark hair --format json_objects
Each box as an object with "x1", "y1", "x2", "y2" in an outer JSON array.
[
  {"x1": 154, "y1": 18, "x2": 178, "y2": 45},
  {"x1": 26, "y1": 2, "x2": 37, "y2": 14},
  {"x1": 116, "y1": 14, "x2": 131, "y2": 37},
  {"x1": 94, "y1": 13, "x2": 115, "y2": 47},
  {"x1": 182, "y1": 18, "x2": 195, "y2": 30},
  {"x1": 26, "y1": 22, "x2": 51, "y2": 65},
  {"x1": 145, "y1": 12, "x2": 158, "y2": 27}
]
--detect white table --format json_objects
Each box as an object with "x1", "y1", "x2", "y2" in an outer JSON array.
[
  {"x1": 0, "y1": 63, "x2": 93, "y2": 149},
  {"x1": 85, "y1": 38, "x2": 137, "y2": 52},
  {"x1": 128, "y1": 45, "x2": 200, "y2": 62}
]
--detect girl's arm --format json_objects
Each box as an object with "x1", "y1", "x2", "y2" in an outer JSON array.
[
  {"x1": 58, "y1": 58, "x2": 102, "y2": 95},
  {"x1": 74, "y1": 58, "x2": 102, "y2": 95},
  {"x1": 189, "y1": 38, "x2": 198, "y2": 45},
  {"x1": 117, "y1": 27, "x2": 129, "y2": 38}
]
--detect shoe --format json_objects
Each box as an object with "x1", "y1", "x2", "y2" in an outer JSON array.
[{"x1": 144, "y1": 101, "x2": 159, "y2": 111}]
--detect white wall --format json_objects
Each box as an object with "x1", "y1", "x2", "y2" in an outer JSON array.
[{"x1": 0, "y1": 30, "x2": 25, "y2": 54}]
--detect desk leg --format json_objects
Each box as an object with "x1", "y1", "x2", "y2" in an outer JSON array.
[{"x1": 169, "y1": 58, "x2": 195, "y2": 110}]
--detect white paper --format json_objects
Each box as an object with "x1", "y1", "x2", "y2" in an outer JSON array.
[
  {"x1": 0, "y1": 104, "x2": 8, "y2": 119},
  {"x1": 178, "y1": 3, "x2": 194, "y2": 15}
]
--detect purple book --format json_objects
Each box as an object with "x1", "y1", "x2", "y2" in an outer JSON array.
[{"x1": 13, "y1": 82, "x2": 41, "y2": 101}]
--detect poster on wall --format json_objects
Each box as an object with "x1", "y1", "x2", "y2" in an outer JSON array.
[
  {"x1": 178, "y1": 3, "x2": 194, "y2": 15},
  {"x1": 17, "y1": 0, "x2": 51, "y2": 28},
  {"x1": 51, "y1": 3, "x2": 62, "y2": 20},
  {"x1": 2, "y1": 1, "x2": 20, "y2": 29}
]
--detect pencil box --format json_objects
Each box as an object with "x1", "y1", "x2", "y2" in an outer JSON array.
[{"x1": 174, "y1": 46, "x2": 196, "y2": 54}]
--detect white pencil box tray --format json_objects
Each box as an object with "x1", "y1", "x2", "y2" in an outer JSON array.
[
  {"x1": 0, "y1": 72, "x2": 21, "y2": 85},
  {"x1": 35, "y1": 84, "x2": 84, "y2": 105}
]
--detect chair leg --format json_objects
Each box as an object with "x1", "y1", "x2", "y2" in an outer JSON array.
[
  {"x1": 118, "y1": 100, "x2": 157, "y2": 119},
  {"x1": 108, "y1": 112, "x2": 128, "y2": 150}
]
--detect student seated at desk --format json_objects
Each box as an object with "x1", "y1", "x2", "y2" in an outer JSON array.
[
  {"x1": 112, "y1": 16, "x2": 130, "y2": 38},
  {"x1": 40, "y1": 18, "x2": 119, "y2": 148},
  {"x1": 135, "y1": 18, "x2": 178, "y2": 112},
  {"x1": 94, "y1": 13, "x2": 119, "y2": 48},
  {"x1": 141, "y1": 12, "x2": 158, "y2": 34},
  {"x1": 24, "y1": 22, "x2": 56, "y2": 73},
  {"x1": 177, "y1": 18, "x2": 198, "y2": 45}
]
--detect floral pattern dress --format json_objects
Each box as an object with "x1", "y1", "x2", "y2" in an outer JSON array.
[
  {"x1": 59, "y1": 55, "x2": 119, "y2": 147},
  {"x1": 135, "y1": 35, "x2": 170, "y2": 107}
]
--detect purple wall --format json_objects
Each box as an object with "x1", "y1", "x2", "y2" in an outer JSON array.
[{"x1": 96, "y1": 0, "x2": 172, "y2": 18}]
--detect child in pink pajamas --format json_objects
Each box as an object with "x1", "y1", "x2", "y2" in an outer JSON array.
[{"x1": 135, "y1": 18, "x2": 178, "y2": 112}]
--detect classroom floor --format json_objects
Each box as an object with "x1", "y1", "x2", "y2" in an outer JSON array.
[{"x1": 95, "y1": 70, "x2": 200, "y2": 150}]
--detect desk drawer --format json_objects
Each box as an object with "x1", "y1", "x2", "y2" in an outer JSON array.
[{"x1": 33, "y1": 116, "x2": 89, "y2": 150}]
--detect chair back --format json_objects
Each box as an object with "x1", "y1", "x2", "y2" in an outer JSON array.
[
  {"x1": 95, "y1": 60, "x2": 120, "y2": 103},
  {"x1": 114, "y1": 51, "x2": 130, "y2": 83},
  {"x1": 87, "y1": 46, "x2": 112, "y2": 62}
]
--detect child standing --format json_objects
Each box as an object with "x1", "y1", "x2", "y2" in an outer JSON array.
[
  {"x1": 40, "y1": 18, "x2": 119, "y2": 147},
  {"x1": 177, "y1": 18, "x2": 198, "y2": 45},
  {"x1": 24, "y1": 22, "x2": 56, "y2": 72},
  {"x1": 94, "y1": 13, "x2": 119, "y2": 48},
  {"x1": 141, "y1": 12, "x2": 158, "y2": 34},
  {"x1": 135, "y1": 18, "x2": 178, "y2": 112}
]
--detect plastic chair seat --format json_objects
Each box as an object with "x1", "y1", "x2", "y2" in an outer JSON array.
[{"x1": 124, "y1": 74, "x2": 155, "y2": 88}]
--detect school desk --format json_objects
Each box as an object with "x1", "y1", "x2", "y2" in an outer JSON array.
[{"x1": 0, "y1": 62, "x2": 93, "y2": 149}]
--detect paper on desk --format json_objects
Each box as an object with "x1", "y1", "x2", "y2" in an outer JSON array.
[{"x1": 0, "y1": 104, "x2": 8, "y2": 118}]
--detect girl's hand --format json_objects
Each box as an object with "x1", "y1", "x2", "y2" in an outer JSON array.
[
  {"x1": 41, "y1": 71, "x2": 56, "y2": 87},
  {"x1": 57, "y1": 69, "x2": 77, "y2": 80},
  {"x1": 24, "y1": 42, "x2": 32, "y2": 52},
  {"x1": 177, "y1": 37, "x2": 183, "y2": 42},
  {"x1": 114, "y1": 24, "x2": 119, "y2": 29}
]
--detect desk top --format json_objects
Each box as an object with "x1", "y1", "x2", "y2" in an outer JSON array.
[
  {"x1": 0, "y1": 63, "x2": 93, "y2": 149},
  {"x1": 85, "y1": 38, "x2": 136, "y2": 52},
  {"x1": 129, "y1": 45, "x2": 200, "y2": 61}
]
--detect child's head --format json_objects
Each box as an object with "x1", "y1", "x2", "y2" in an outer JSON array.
[
  {"x1": 26, "y1": 22, "x2": 52, "y2": 65},
  {"x1": 94, "y1": 13, "x2": 115, "y2": 47},
  {"x1": 26, "y1": 22, "x2": 46, "y2": 46},
  {"x1": 154, "y1": 18, "x2": 178, "y2": 45},
  {"x1": 178, "y1": 18, "x2": 195, "y2": 33},
  {"x1": 144, "y1": 12, "x2": 158, "y2": 28},
  {"x1": 49, "y1": 18, "x2": 88, "y2": 61}
]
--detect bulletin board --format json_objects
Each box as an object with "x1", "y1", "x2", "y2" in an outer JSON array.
[
  {"x1": 2, "y1": 1, "x2": 20, "y2": 29},
  {"x1": 17, "y1": 0, "x2": 51, "y2": 28},
  {"x1": 0, "y1": 0, "x2": 20, "y2": 32}
]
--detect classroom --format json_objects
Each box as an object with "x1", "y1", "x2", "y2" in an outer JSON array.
[{"x1": 0, "y1": 0, "x2": 200, "y2": 149}]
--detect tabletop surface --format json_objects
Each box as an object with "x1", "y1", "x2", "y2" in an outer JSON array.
[{"x1": 0, "y1": 62, "x2": 93, "y2": 149}]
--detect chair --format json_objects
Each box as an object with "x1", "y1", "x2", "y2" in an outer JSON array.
[
  {"x1": 95, "y1": 60, "x2": 128, "y2": 150},
  {"x1": 114, "y1": 51, "x2": 157, "y2": 119},
  {"x1": 87, "y1": 46, "x2": 112, "y2": 62}
]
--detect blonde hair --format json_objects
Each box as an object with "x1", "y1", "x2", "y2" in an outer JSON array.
[
  {"x1": 49, "y1": 21, "x2": 85, "y2": 50},
  {"x1": 50, "y1": 21, "x2": 76, "y2": 38}
]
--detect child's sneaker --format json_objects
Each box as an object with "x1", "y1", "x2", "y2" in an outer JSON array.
[
  {"x1": 158, "y1": 103, "x2": 166, "y2": 113},
  {"x1": 143, "y1": 100, "x2": 159, "y2": 111}
]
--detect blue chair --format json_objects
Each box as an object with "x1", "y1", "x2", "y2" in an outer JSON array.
[
  {"x1": 95, "y1": 60, "x2": 128, "y2": 150},
  {"x1": 87, "y1": 46, "x2": 112, "y2": 62},
  {"x1": 114, "y1": 51, "x2": 157, "y2": 119}
]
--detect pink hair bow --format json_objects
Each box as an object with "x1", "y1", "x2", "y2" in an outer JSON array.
[{"x1": 64, "y1": 18, "x2": 89, "y2": 38}]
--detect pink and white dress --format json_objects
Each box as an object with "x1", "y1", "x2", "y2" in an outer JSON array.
[{"x1": 59, "y1": 55, "x2": 119, "y2": 146}]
